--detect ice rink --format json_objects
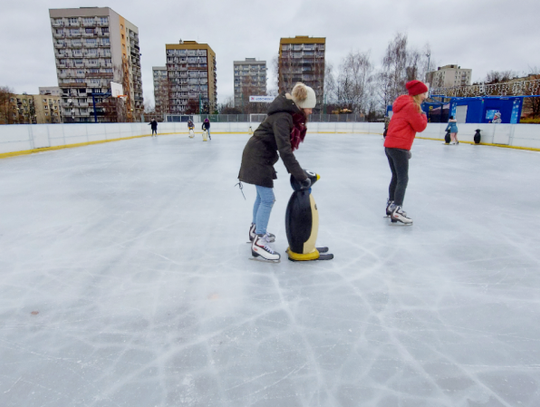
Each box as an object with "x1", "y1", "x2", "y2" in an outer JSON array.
[{"x1": 1, "y1": 131, "x2": 539, "y2": 407}]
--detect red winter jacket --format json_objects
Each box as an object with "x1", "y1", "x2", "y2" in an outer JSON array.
[{"x1": 384, "y1": 95, "x2": 427, "y2": 151}]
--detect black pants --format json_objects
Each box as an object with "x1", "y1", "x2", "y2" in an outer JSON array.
[{"x1": 385, "y1": 147, "x2": 409, "y2": 207}]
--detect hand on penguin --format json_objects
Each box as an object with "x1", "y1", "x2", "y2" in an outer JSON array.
[{"x1": 300, "y1": 178, "x2": 311, "y2": 190}]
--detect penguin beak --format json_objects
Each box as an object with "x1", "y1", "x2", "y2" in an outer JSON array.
[{"x1": 316, "y1": 174, "x2": 321, "y2": 181}]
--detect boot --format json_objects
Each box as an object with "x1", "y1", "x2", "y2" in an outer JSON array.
[
  {"x1": 391, "y1": 206, "x2": 413, "y2": 224},
  {"x1": 251, "y1": 234, "x2": 280, "y2": 261}
]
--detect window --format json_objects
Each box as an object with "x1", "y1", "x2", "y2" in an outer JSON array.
[
  {"x1": 83, "y1": 18, "x2": 94, "y2": 25},
  {"x1": 68, "y1": 18, "x2": 79, "y2": 25}
]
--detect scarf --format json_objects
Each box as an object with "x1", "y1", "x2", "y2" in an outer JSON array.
[{"x1": 290, "y1": 112, "x2": 307, "y2": 151}]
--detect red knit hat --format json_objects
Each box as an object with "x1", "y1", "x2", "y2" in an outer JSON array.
[{"x1": 406, "y1": 80, "x2": 428, "y2": 96}]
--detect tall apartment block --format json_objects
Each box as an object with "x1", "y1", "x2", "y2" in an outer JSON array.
[
  {"x1": 49, "y1": 7, "x2": 143, "y2": 123},
  {"x1": 233, "y1": 58, "x2": 267, "y2": 108},
  {"x1": 426, "y1": 64, "x2": 472, "y2": 89},
  {"x1": 278, "y1": 36, "x2": 325, "y2": 108},
  {"x1": 152, "y1": 66, "x2": 168, "y2": 117},
  {"x1": 166, "y1": 40, "x2": 217, "y2": 114}
]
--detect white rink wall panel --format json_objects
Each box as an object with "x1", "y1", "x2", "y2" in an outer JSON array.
[{"x1": 0, "y1": 122, "x2": 539, "y2": 157}]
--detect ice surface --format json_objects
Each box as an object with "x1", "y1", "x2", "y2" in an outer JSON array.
[{"x1": 1, "y1": 133, "x2": 539, "y2": 407}]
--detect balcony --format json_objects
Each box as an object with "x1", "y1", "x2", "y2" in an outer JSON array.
[{"x1": 54, "y1": 42, "x2": 65, "y2": 49}]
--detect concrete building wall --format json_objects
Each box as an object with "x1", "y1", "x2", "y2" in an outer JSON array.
[
  {"x1": 233, "y1": 58, "x2": 267, "y2": 108},
  {"x1": 49, "y1": 7, "x2": 143, "y2": 123}
]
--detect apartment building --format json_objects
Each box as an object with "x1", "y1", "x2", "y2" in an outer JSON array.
[
  {"x1": 4, "y1": 93, "x2": 61, "y2": 124},
  {"x1": 426, "y1": 64, "x2": 472, "y2": 89},
  {"x1": 278, "y1": 36, "x2": 325, "y2": 108},
  {"x1": 8, "y1": 94, "x2": 35, "y2": 124},
  {"x1": 165, "y1": 40, "x2": 217, "y2": 114},
  {"x1": 152, "y1": 66, "x2": 168, "y2": 118},
  {"x1": 49, "y1": 7, "x2": 143, "y2": 123},
  {"x1": 34, "y1": 94, "x2": 62, "y2": 123},
  {"x1": 233, "y1": 58, "x2": 267, "y2": 108},
  {"x1": 39, "y1": 86, "x2": 62, "y2": 97}
]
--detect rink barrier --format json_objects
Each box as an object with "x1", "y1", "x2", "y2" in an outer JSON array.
[{"x1": 0, "y1": 122, "x2": 539, "y2": 159}]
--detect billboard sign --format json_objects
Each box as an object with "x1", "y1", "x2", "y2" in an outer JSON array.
[{"x1": 249, "y1": 96, "x2": 274, "y2": 103}]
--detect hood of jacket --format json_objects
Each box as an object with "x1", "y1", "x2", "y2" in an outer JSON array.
[
  {"x1": 392, "y1": 94, "x2": 414, "y2": 114},
  {"x1": 267, "y1": 92, "x2": 301, "y2": 116}
]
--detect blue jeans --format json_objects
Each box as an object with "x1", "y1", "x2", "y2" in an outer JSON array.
[{"x1": 252, "y1": 185, "x2": 275, "y2": 235}]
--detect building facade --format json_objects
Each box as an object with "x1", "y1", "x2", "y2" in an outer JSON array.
[
  {"x1": 49, "y1": 7, "x2": 143, "y2": 123},
  {"x1": 34, "y1": 94, "x2": 63, "y2": 123},
  {"x1": 278, "y1": 36, "x2": 325, "y2": 108},
  {"x1": 166, "y1": 40, "x2": 217, "y2": 114},
  {"x1": 4, "y1": 93, "x2": 62, "y2": 124},
  {"x1": 39, "y1": 86, "x2": 62, "y2": 97},
  {"x1": 426, "y1": 64, "x2": 472, "y2": 89},
  {"x1": 152, "y1": 66, "x2": 168, "y2": 118},
  {"x1": 233, "y1": 58, "x2": 267, "y2": 108}
]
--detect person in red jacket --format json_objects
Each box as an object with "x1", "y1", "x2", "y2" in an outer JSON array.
[{"x1": 384, "y1": 80, "x2": 428, "y2": 225}]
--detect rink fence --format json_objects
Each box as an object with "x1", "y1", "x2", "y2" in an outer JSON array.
[{"x1": 0, "y1": 122, "x2": 539, "y2": 159}]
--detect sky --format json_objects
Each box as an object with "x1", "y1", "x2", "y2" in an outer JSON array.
[{"x1": 1, "y1": 0, "x2": 539, "y2": 108}]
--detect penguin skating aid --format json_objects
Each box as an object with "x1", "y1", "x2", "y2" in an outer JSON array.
[{"x1": 285, "y1": 171, "x2": 334, "y2": 262}]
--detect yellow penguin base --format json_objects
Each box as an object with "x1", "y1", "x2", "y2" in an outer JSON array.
[{"x1": 286, "y1": 248, "x2": 320, "y2": 261}]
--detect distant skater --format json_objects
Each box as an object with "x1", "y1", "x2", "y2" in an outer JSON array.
[
  {"x1": 445, "y1": 116, "x2": 459, "y2": 144},
  {"x1": 202, "y1": 118, "x2": 211, "y2": 140},
  {"x1": 188, "y1": 119, "x2": 195, "y2": 138},
  {"x1": 384, "y1": 80, "x2": 428, "y2": 225},
  {"x1": 149, "y1": 119, "x2": 158, "y2": 136}
]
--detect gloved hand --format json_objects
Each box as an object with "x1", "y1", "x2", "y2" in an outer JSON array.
[{"x1": 300, "y1": 177, "x2": 311, "y2": 190}]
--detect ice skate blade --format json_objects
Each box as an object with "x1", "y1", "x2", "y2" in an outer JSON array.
[
  {"x1": 249, "y1": 257, "x2": 280, "y2": 263},
  {"x1": 389, "y1": 220, "x2": 413, "y2": 226}
]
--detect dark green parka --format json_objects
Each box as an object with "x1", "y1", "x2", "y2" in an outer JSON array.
[{"x1": 238, "y1": 93, "x2": 306, "y2": 188}]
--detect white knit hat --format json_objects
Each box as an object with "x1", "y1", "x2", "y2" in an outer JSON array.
[{"x1": 291, "y1": 83, "x2": 316, "y2": 109}]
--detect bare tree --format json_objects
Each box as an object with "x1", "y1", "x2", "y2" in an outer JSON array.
[
  {"x1": 0, "y1": 86, "x2": 16, "y2": 124},
  {"x1": 277, "y1": 52, "x2": 302, "y2": 93},
  {"x1": 485, "y1": 70, "x2": 515, "y2": 84},
  {"x1": 376, "y1": 33, "x2": 430, "y2": 110},
  {"x1": 336, "y1": 51, "x2": 373, "y2": 114},
  {"x1": 522, "y1": 67, "x2": 540, "y2": 118},
  {"x1": 154, "y1": 76, "x2": 171, "y2": 118}
]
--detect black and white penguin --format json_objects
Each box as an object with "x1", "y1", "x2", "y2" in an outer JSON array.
[{"x1": 285, "y1": 170, "x2": 334, "y2": 261}]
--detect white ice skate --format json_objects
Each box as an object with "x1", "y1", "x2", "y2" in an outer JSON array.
[
  {"x1": 390, "y1": 206, "x2": 413, "y2": 225},
  {"x1": 248, "y1": 223, "x2": 275, "y2": 243},
  {"x1": 384, "y1": 200, "x2": 396, "y2": 218},
  {"x1": 251, "y1": 234, "x2": 280, "y2": 263}
]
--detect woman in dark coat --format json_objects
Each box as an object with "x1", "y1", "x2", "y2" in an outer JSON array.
[{"x1": 238, "y1": 83, "x2": 316, "y2": 261}]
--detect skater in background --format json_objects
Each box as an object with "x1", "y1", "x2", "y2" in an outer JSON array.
[
  {"x1": 202, "y1": 118, "x2": 211, "y2": 140},
  {"x1": 445, "y1": 115, "x2": 459, "y2": 144},
  {"x1": 384, "y1": 80, "x2": 428, "y2": 225},
  {"x1": 383, "y1": 116, "x2": 390, "y2": 139},
  {"x1": 148, "y1": 119, "x2": 158, "y2": 136},
  {"x1": 238, "y1": 82, "x2": 316, "y2": 262},
  {"x1": 188, "y1": 119, "x2": 195, "y2": 138}
]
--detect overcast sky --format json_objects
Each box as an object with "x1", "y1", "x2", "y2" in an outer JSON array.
[{"x1": 1, "y1": 0, "x2": 539, "y2": 107}]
